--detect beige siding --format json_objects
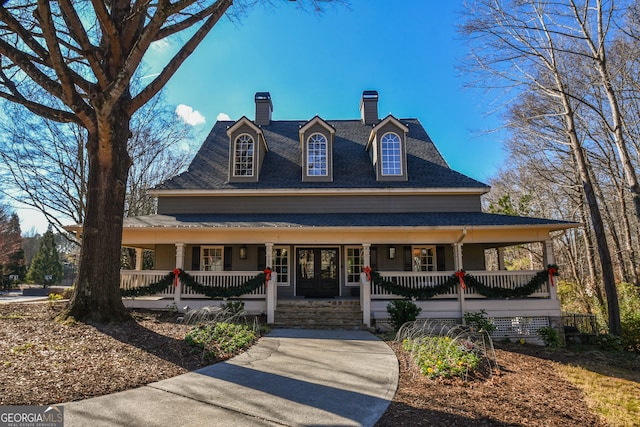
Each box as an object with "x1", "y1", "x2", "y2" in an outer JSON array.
[{"x1": 157, "y1": 194, "x2": 482, "y2": 215}]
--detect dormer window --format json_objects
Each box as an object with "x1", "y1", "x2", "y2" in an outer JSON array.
[
  {"x1": 366, "y1": 115, "x2": 409, "y2": 182},
  {"x1": 381, "y1": 132, "x2": 402, "y2": 176},
  {"x1": 226, "y1": 116, "x2": 268, "y2": 183},
  {"x1": 233, "y1": 134, "x2": 254, "y2": 177},
  {"x1": 307, "y1": 133, "x2": 328, "y2": 176}
]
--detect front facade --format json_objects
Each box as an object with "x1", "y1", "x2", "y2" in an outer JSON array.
[{"x1": 112, "y1": 91, "x2": 576, "y2": 336}]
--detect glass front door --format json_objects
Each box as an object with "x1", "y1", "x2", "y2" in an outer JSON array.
[{"x1": 296, "y1": 248, "x2": 339, "y2": 297}]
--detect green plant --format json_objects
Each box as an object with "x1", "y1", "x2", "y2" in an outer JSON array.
[
  {"x1": 464, "y1": 310, "x2": 497, "y2": 334},
  {"x1": 402, "y1": 336, "x2": 481, "y2": 379},
  {"x1": 223, "y1": 301, "x2": 245, "y2": 316},
  {"x1": 594, "y1": 333, "x2": 624, "y2": 352},
  {"x1": 184, "y1": 322, "x2": 257, "y2": 362},
  {"x1": 619, "y1": 282, "x2": 640, "y2": 354},
  {"x1": 387, "y1": 299, "x2": 422, "y2": 331},
  {"x1": 537, "y1": 326, "x2": 560, "y2": 347}
]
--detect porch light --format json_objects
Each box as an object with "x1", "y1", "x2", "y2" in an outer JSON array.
[
  {"x1": 240, "y1": 245, "x2": 248, "y2": 260},
  {"x1": 388, "y1": 247, "x2": 396, "y2": 259}
]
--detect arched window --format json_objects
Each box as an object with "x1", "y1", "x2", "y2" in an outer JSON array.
[
  {"x1": 380, "y1": 132, "x2": 402, "y2": 175},
  {"x1": 234, "y1": 134, "x2": 254, "y2": 176},
  {"x1": 307, "y1": 133, "x2": 327, "y2": 176}
]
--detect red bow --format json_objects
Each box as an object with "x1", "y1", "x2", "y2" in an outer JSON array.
[
  {"x1": 455, "y1": 270, "x2": 466, "y2": 289},
  {"x1": 172, "y1": 268, "x2": 181, "y2": 287},
  {"x1": 547, "y1": 265, "x2": 558, "y2": 287},
  {"x1": 264, "y1": 268, "x2": 273, "y2": 286},
  {"x1": 363, "y1": 266, "x2": 372, "y2": 281}
]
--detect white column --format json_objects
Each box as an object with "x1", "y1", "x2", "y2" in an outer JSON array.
[
  {"x1": 135, "y1": 248, "x2": 143, "y2": 271},
  {"x1": 543, "y1": 240, "x2": 558, "y2": 300},
  {"x1": 452, "y1": 242, "x2": 466, "y2": 323},
  {"x1": 174, "y1": 243, "x2": 185, "y2": 307},
  {"x1": 361, "y1": 244, "x2": 371, "y2": 327},
  {"x1": 265, "y1": 243, "x2": 276, "y2": 324}
]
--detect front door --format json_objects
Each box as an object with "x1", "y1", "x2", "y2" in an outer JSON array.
[{"x1": 296, "y1": 248, "x2": 339, "y2": 297}]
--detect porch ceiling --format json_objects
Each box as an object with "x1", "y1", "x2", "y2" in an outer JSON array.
[{"x1": 112, "y1": 212, "x2": 578, "y2": 246}]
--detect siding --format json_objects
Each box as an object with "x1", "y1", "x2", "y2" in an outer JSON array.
[{"x1": 157, "y1": 194, "x2": 482, "y2": 215}]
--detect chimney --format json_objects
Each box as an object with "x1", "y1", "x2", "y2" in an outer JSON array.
[
  {"x1": 360, "y1": 90, "x2": 379, "y2": 125},
  {"x1": 255, "y1": 92, "x2": 272, "y2": 126}
]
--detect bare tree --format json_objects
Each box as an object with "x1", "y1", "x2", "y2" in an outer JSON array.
[
  {"x1": 0, "y1": 0, "x2": 338, "y2": 322},
  {"x1": 461, "y1": 0, "x2": 622, "y2": 334},
  {"x1": 0, "y1": 90, "x2": 194, "y2": 236}
]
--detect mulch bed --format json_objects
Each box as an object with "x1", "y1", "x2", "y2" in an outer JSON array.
[{"x1": 0, "y1": 302, "x2": 612, "y2": 425}]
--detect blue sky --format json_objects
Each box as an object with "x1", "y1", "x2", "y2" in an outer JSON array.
[{"x1": 19, "y1": 0, "x2": 507, "y2": 233}]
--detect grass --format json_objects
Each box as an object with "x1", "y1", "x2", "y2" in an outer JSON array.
[
  {"x1": 557, "y1": 364, "x2": 640, "y2": 426},
  {"x1": 184, "y1": 322, "x2": 258, "y2": 362}
]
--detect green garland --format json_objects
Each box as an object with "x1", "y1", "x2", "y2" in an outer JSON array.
[
  {"x1": 120, "y1": 269, "x2": 266, "y2": 299},
  {"x1": 121, "y1": 272, "x2": 175, "y2": 297},
  {"x1": 371, "y1": 265, "x2": 559, "y2": 300},
  {"x1": 179, "y1": 270, "x2": 267, "y2": 298},
  {"x1": 370, "y1": 270, "x2": 458, "y2": 299}
]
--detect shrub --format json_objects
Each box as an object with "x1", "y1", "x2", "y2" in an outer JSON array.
[
  {"x1": 402, "y1": 336, "x2": 481, "y2": 379},
  {"x1": 222, "y1": 300, "x2": 245, "y2": 316},
  {"x1": 185, "y1": 322, "x2": 257, "y2": 361},
  {"x1": 387, "y1": 299, "x2": 421, "y2": 331},
  {"x1": 619, "y1": 282, "x2": 640, "y2": 354},
  {"x1": 595, "y1": 333, "x2": 624, "y2": 352},
  {"x1": 464, "y1": 310, "x2": 496, "y2": 334},
  {"x1": 537, "y1": 326, "x2": 560, "y2": 347}
]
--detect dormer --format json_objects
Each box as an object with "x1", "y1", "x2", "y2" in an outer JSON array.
[
  {"x1": 299, "y1": 116, "x2": 336, "y2": 182},
  {"x1": 226, "y1": 116, "x2": 268, "y2": 183},
  {"x1": 366, "y1": 115, "x2": 409, "y2": 182}
]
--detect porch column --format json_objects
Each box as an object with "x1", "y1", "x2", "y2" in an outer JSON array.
[
  {"x1": 174, "y1": 243, "x2": 185, "y2": 307},
  {"x1": 543, "y1": 240, "x2": 558, "y2": 300},
  {"x1": 362, "y1": 243, "x2": 371, "y2": 327},
  {"x1": 265, "y1": 243, "x2": 276, "y2": 324},
  {"x1": 452, "y1": 242, "x2": 466, "y2": 323},
  {"x1": 135, "y1": 248, "x2": 143, "y2": 271}
]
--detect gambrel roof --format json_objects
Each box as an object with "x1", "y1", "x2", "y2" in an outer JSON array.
[{"x1": 155, "y1": 119, "x2": 489, "y2": 191}]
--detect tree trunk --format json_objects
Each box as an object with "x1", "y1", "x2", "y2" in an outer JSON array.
[{"x1": 62, "y1": 105, "x2": 132, "y2": 323}]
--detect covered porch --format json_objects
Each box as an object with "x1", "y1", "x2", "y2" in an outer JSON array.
[{"x1": 111, "y1": 212, "x2": 571, "y2": 335}]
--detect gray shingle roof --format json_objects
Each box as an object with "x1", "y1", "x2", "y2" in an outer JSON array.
[
  {"x1": 156, "y1": 119, "x2": 489, "y2": 190},
  {"x1": 123, "y1": 212, "x2": 574, "y2": 230}
]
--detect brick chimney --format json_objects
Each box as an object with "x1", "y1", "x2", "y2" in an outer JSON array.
[
  {"x1": 255, "y1": 92, "x2": 272, "y2": 126},
  {"x1": 360, "y1": 90, "x2": 379, "y2": 125}
]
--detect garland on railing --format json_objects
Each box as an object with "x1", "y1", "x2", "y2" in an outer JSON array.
[
  {"x1": 370, "y1": 264, "x2": 559, "y2": 300},
  {"x1": 121, "y1": 272, "x2": 175, "y2": 297},
  {"x1": 120, "y1": 269, "x2": 268, "y2": 299}
]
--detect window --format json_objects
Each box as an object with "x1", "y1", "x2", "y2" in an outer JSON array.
[
  {"x1": 307, "y1": 133, "x2": 327, "y2": 176},
  {"x1": 412, "y1": 246, "x2": 436, "y2": 272},
  {"x1": 273, "y1": 247, "x2": 289, "y2": 286},
  {"x1": 380, "y1": 132, "x2": 402, "y2": 175},
  {"x1": 346, "y1": 247, "x2": 364, "y2": 285},
  {"x1": 233, "y1": 134, "x2": 254, "y2": 176},
  {"x1": 201, "y1": 246, "x2": 223, "y2": 271}
]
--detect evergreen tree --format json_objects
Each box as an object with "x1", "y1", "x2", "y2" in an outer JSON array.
[
  {"x1": 26, "y1": 228, "x2": 63, "y2": 288},
  {"x1": 0, "y1": 209, "x2": 25, "y2": 290}
]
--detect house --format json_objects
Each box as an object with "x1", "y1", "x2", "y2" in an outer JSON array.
[{"x1": 115, "y1": 91, "x2": 576, "y2": 336}]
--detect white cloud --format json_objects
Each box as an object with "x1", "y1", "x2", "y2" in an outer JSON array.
[
  {"x1": 150, "y1": 39, "x2": 170, "y2": 52},
  {"x1": 216, "y1": 112, "x2": 231, "y2": 121},
  {"x1": 175, "y1": 104, "x2": 206, "y2": 126}
]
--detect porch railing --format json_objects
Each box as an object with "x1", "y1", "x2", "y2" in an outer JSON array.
[
  {"x1": 372, "y1": 270, "x2": 549, "y2": 299},
  {"x1": 120, "y1": 270, "x2": 266, "y2": 298}
]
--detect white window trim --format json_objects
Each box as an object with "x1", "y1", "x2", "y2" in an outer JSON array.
[
  {"x1": 306, "y1": 132, "x2": 328, "y2": 176},
  {"x1": 233, "y1": 133, "x2": 255, "y2": 177},
  {"x1": 380, "y1": 132, "x2": 402, "y2": 176},
  {"x1": 345, "y1": 246, "x2": 364, "y2": 287},
  {"x1": 200, "y1": 245, "x2": 224, "y2": 271},
  {"x1": 412, "y1": 245, "x2": 437, "y2": 272},
  {"x1": 273, "y1": 246, "x2": 290, "y2": 287}
]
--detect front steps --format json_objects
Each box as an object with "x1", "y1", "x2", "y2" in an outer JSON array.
[{"x1": 273, "y1": 299, "x2": 366, "y2": 330}]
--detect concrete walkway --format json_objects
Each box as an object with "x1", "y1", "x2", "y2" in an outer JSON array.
[{"x1": 63, "y1": 329, "x2": 399, "y2": 427}]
